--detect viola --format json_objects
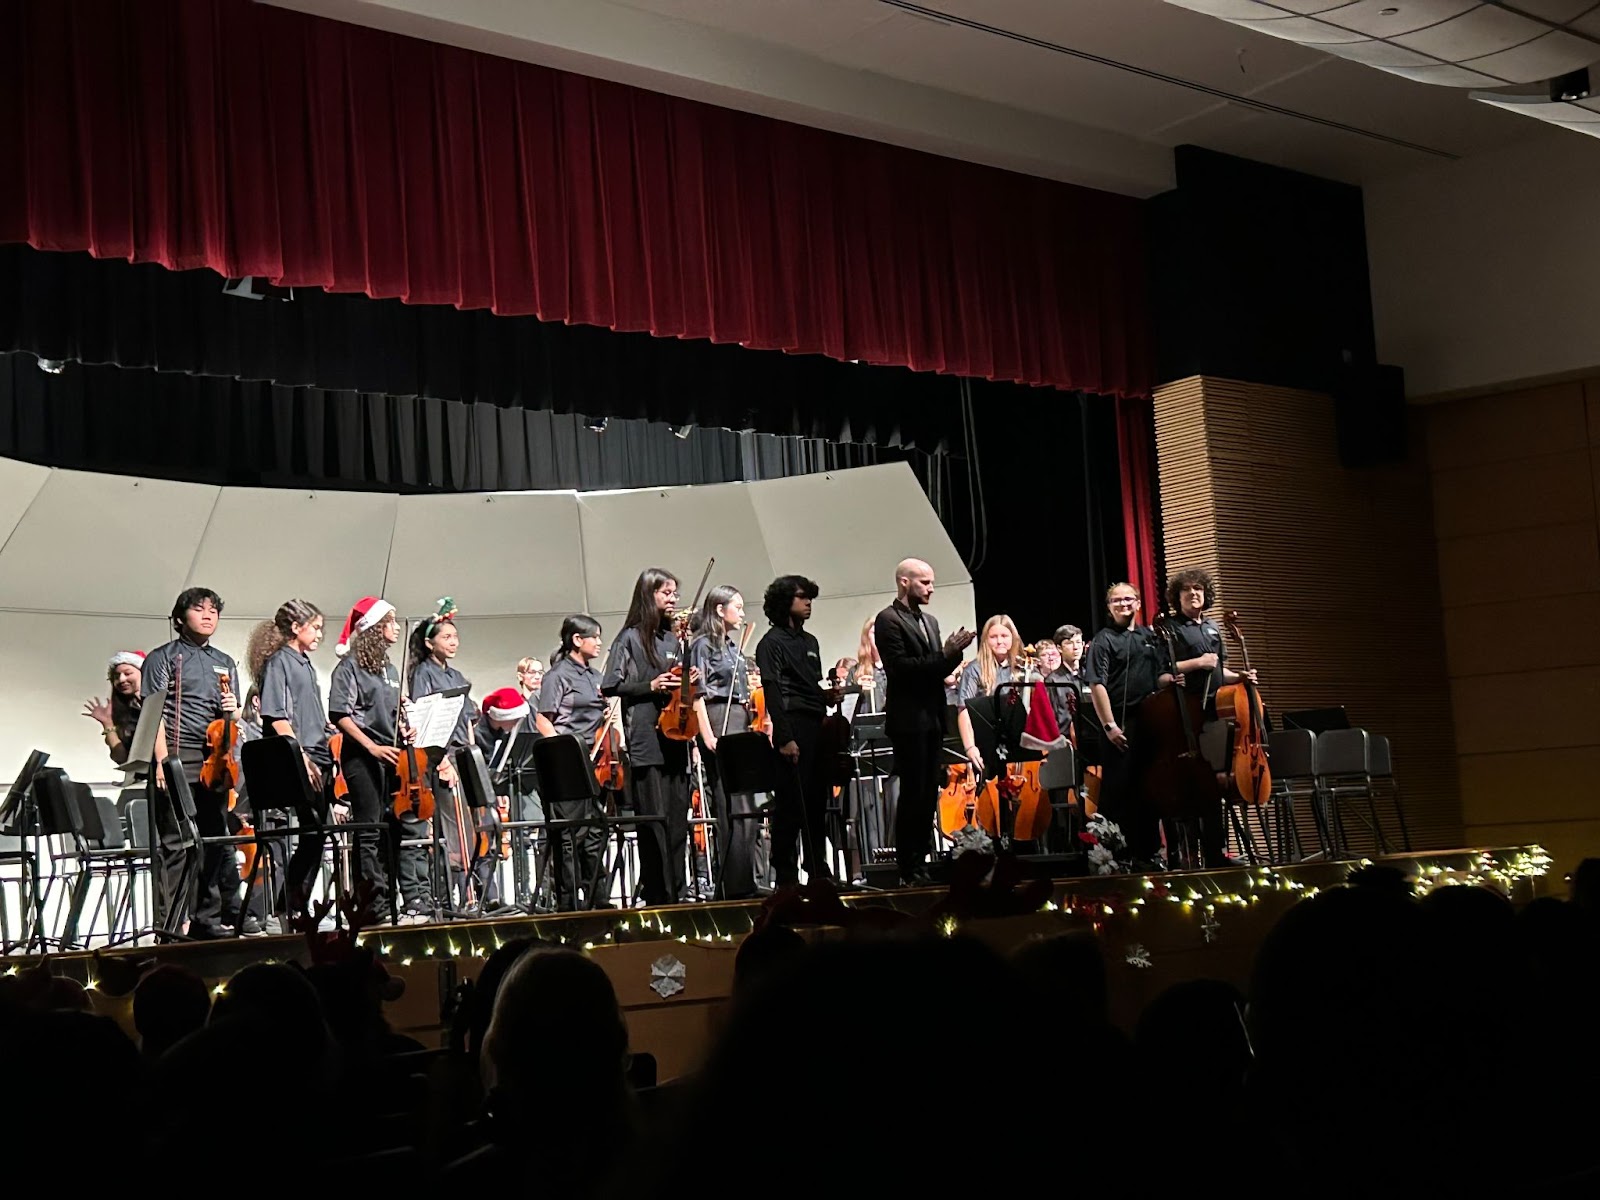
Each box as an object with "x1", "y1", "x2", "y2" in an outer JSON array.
[
  {"x1": 1216, "y1": 609, "x2": 1272, "y2": 806},
  {"x1": 593, "y1": 699, "x2": 626, "y2": 793}
]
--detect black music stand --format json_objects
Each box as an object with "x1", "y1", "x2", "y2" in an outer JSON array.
[
  {"x1": 847, "y1": 711, "x2": 896, "y2": 879},
  {"x1": 532, "y1": 734, "x2": 665, "y2": 911},
  {"x1": 240, "y1": 736, "x2": 390, "y2": 932},
  {"x1": 0, "y1": 750, "x2": 49, "y2": 953},
  {"x1": 493, "y1": 732, "x2": 544, "y2": 908}
]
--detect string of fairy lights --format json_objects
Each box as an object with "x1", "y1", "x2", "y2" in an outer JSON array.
[
  {"x1": 14, "y1": 846, "x2": 1553, "y2": 990},
  {"x1": 338, "y1": 846, "x2": 1553, "y2": 969}
]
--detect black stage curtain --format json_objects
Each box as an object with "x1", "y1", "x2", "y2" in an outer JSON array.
[
  {"x1": 0, "y1": 352, "x2": 894, "y2": 493},
  {"x1": 0, "y1": 245, "x2": 988, "y2": 451}
]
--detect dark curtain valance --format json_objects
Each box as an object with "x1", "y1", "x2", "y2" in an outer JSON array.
[
  {"x1": 0, "y1": 351, "x2": 899, "y2": 494},
  {"x1": 0, "y1": 0, "x2": 1150, "y2": 397},
  {"x1": 0, "y1": 245, "x2": 983, "y2": 451}
]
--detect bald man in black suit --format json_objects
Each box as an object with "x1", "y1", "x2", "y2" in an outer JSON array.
[{"x1": 873, "y1": 558, "x2": 974, "y2": 886}]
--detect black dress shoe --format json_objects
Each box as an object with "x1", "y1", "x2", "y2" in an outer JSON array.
[{"x1": 898, "y1": 868, "x2": 934, "y2": 888}]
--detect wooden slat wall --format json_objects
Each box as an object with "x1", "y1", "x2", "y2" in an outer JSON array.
[
  {"x1": 1152, "y1": 376, "x2": 1462, "y2": 851},
  {"x1": 1426, "y1": 378, "x2": 1600, "y2": 875}
]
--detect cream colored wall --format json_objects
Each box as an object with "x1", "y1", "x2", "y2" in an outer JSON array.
[
  {"x1": 0, "y1": 460, "x2": 971, "y2": 786},
  {"x1": 1425, "y1": 379, "x2": 1600, "y2": 878},
  {"x1": 1365, "y1": 128, "x2": 1600, "y2": 398}
]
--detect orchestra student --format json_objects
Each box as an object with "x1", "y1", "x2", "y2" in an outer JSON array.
[
  {"x1": 603, "y1": 568, "x2": 693, "y2": 906},
  {"x1": 689, "y1": 585, "x2": 761, "y2": 900},
  {"x1": 141, "y1": 588, "x2": 245, "y2": 938},
  {"x1": 84, "y1": 650, "x2": 144, "y2": 766}
]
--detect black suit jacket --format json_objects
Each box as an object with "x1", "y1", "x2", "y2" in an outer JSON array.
[{"x1": 874, "y1": 600, "x2": 961, "y2": 738}]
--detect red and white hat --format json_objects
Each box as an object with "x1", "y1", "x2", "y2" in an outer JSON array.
[
  {"x1": 482, "y1": 687, "x2": 531, "y2": 723},
  {"x1": 108, "y1": 650, "x2": 146, "y2": 672},
  {"x1": 335, "y1": 596, "x2": 396, "y2": 657}
]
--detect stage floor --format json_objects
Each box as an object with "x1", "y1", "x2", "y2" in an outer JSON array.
[{"x1": 12, "y1": 846, "x2": 1553, "y2": 1080}]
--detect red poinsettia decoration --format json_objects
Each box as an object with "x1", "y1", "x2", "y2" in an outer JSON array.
[{"x1": 996, "y1": 773, "x2": 1023, "y2": 803}]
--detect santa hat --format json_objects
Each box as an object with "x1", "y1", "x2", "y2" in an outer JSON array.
[
  {"x1": 1020, "y1": 680, "x2": 1070, "y2": 753},
  {"x1": 334, "y1": 596, "x2": 395, "y2": 657},
  {"x1": 483, "y1": 687, "x2": 531, "y2": 723},
  {"x1": 108, "y1": 650, "x2": 145, "y2": 672}
]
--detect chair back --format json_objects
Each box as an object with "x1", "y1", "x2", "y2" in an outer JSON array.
[
  {"x1": 717, "y1": 730, "x2": 778, "y2": 796},
  {"x1": 1267, "y1": 728, "x2": 1317, "y2": 779},
  {"x1": 1316, "y1": 728, "x2": 1370, "y2": 777},
  {"x1": 1037, "y1": 747, "x2": 1078, "y2": 792},
  {"x1": 239, "y1": 735, "x2": 319, "y2": 815},
  {"x1": 531, "y1": 734, "x2": 599, "y2": 805},
  {"x1": 1368, "y1": 734, "x2": 1393, "y2": 779}
]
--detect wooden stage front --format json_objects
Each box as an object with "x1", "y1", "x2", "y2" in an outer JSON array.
[{"x1": 19, "y1": 846, "x2": 1552, "y2": 1081}]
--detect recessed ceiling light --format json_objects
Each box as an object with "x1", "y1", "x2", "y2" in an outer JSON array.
[{"x1": 1379, "y1": 6, "x2": 1399, "y2": 15}]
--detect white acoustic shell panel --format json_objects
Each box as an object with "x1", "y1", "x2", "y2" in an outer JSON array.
[
  {"x1": 577, "y1": 482, "x2": 776, "y2": 618},
  {"x1": 189, "y1": 488, "x2": 399, "y2": 619},
  {"x1": 747, "y1": 464, "x2": 969, "y2": 602},
  {"x1": 0, "y1": 457, "x2": 50, "y2": 550},
  {"x1": 0, "y1": 456, "x2": 967, "y2": 784},
  {"x1": 386, "y1": 492, "x2": 586, "y2": 619},
  {"x1": 0, "y1": 470, "x2": 218, "y2": 616}
]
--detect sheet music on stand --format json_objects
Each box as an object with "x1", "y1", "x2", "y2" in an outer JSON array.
[
  {"x1": 410, "y1": 687, "x2": 469, "y2": 750},
  {"x1": 115, "y1": 698, "x2": 168, "y2": 776}
]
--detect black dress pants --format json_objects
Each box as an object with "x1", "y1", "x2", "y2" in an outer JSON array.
[
  {"x1": 772, "y1": 713, "x2": 829, "y2": 886},
  {"x1": 340, "y1": 751, "x2": 393, "y2": 911},
  {"x1": 632, "y1": 764, "x2": 689, "y2": 905},
  {"x1": 548, "y1": 795, "x2": 605, "y2": 911},
  {"x1": 891, "y1": 728, "x2": 944, "y2": 878},
  {"x1": 699, "y1": 701, "x2": 757, "y2": 899},
  {"x1": 1095, "y1": 715, "x2": 1161, "y2": 863}
]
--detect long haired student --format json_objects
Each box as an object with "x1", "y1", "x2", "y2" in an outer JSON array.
[
  {"x1": 328, "y1": 596, "x2": 422, "y2": 921},
  {"x1": 602, "y1": 567, "x2": 694, "y2": 906},
  {"x1": 688, "y1": 585, "x2": 761, "y2": 900},
  {"x1": 248, "y1": 598, "x2": 334, "y2": 916},
  {"x1": 408, "y1": 600, "x2": 490, "y2": 909}
]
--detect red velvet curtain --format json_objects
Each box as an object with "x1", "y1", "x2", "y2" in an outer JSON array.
[
  {"x1": 1116, "y1": 396, "x2": 1161, "y2": 607},
  {"x1": 0, "y1": 0, "x2": 1150, "y2": 397}
]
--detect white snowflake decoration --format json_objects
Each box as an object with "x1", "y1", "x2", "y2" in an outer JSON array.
[
  {"x1": 1200, "y1": 909, "x2": 1221, "y2": 945},
  {"x1": 649, "y1": 954, "x2": 686, "y2": 999},
  {"x1": 1124, "y1": 943, "x2": 1152, "y2": 969}
]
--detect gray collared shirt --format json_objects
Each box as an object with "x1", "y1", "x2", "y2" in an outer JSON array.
[
  {"x1": 140, "y1": 638, "x2": 241, "y2": 769},
  {"x1": 539, "y1": 655, "x2": 606, "y2": 742},
  {"x1": 328, "y1": 655, "x2": 401, "y2": 747},
  {"x1": 259, "y1": 647, "x2": 333, "y2": 768}
]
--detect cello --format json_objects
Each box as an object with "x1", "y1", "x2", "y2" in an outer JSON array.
[
  {"x1": 1216, "y1": 610, "x2": 1272, "y2": 806},
  {"x1": 1138, "y1": 615, "x2": 1223, "y2": 829}
]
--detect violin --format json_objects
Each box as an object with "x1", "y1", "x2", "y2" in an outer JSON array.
[
  {"x1": 657, "y1": 611, "x2": 701, "y2": 742},
  {"x1": 326, "y1": 732, "x2": 350, "y2": 802},
  {"x1": 593, "y1": 698, "x2": 626, "y2": 792},
  {"x1": 199, "y1": 672, "x2": 240, "y2": 796},
  {"x1": 1216, "y1": 609, "x2": 1272, "y2": 806},
  {"x1": 391, "y1": 628, "x2": 435, "y2": 822}
]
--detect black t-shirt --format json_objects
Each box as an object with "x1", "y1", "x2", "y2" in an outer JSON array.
[
  {"x1": 601, "y1": 626, "x2": 687, "y2": 770},
  {"x1": 1168, "y1": 614, "x2": 1228, "y2": 701},
  {"x1": 1083, "y1": 623, "x2": 1161, "y2": 723}
]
